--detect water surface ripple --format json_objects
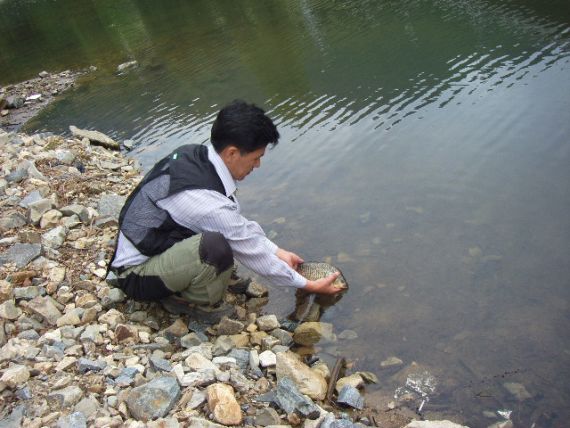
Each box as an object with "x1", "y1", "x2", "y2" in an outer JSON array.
[{"x1": 2, "y1": 0, "x2": 569, "y2": 426}]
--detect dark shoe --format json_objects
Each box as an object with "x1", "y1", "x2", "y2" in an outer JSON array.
[
  {"x1": 227, "y1": 271, "x2": 251, "y2": 294},
  {"x1": 160, "y1": 296, "x2": 236, "y2": 324}
]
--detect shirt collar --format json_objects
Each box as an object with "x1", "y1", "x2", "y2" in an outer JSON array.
[{"x1": 207, "y1": 145, "x2": 237, "y2": 198}]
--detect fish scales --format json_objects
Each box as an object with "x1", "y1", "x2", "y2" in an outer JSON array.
[{"x1": 297, "y1": 262, "x2": 348, "y2": 289}]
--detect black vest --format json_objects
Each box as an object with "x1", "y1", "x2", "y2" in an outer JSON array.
[{"x1": 113, "y1": 145, "x2": 226, "y2": 262}]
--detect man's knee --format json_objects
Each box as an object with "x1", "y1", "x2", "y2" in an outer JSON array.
[{"x1": 199, "y1": 232, "x2": 233, "y2": 274}]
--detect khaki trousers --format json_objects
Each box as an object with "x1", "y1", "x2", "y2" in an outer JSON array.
[{"x1": 117, "y1": 234, "x2": 232, "y2": 305}]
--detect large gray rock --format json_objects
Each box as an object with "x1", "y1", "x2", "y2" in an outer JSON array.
[
  {"x1": 337, "y1": 385, "x2": 364, "y2": 410},
  {"x1": 0, "y1": 243, "x2": 42, "y2": 268},
  {"x1": 69, "y1": 126, "x2": 119, "y2": 150},
  {"x1": 126, "y1": 376, "x2": 181, "y2": 421}
]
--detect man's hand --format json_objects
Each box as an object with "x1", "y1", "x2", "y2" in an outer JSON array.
[
  {"x1": 276, "y1": 248, "x2": 304, "y2": 270},
  {"x1": 304, "y1": 272, "x2": 343, "y2": 295}
]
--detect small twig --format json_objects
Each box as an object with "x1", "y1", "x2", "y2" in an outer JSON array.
[{"x1": 326, "y1": 357, "x2": 345, "y2": 404}]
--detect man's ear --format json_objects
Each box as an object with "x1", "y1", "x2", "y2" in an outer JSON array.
[{"x1": 221, "y1": 145, "x2": 240, "y2": 160}]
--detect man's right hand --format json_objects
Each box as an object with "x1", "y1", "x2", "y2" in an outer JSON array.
[{"x1": 303, "y1": 272, "x2": 344, "y2": 295}]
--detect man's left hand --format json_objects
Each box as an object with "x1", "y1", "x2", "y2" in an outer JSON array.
[{"x1": 276, "y1": 248, "x2": 304, "y2": 270}]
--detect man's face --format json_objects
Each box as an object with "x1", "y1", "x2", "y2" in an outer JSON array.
[{"x1": 225, "y1": 146, "x2": 266, "y2": 181}]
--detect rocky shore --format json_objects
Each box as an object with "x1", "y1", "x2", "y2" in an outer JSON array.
[
  {"x1": 0, "y1": 127, "x2": 479, "y2": 428},
  {"x1": 0, "y1": 68, "x2": 94, "y2": 133}
]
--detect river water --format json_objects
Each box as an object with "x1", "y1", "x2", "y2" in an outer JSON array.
[{"x1": 2, "y1": 1, "x2": 569, "y2": 426}]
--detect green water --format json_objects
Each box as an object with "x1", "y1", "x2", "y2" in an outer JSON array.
[{"x1": 2, "y1": 1, "x2": 570, "y2": 426}]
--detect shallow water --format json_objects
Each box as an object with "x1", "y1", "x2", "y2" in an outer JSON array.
[{"x1": 2, "y1": 0, "x2": 570, "y2": 425}]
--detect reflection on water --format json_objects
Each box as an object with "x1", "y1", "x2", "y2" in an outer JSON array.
[{"x1": 2, "y1": 0, "x2": 570, "y2": 425}]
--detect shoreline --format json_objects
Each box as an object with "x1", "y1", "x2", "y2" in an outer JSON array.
[
  {"x1": 0, "y1": 68, "x2": 95, "y2": 133},
  {"x1": 0, "y1": 129, "x2": 481, "y2": 426}
]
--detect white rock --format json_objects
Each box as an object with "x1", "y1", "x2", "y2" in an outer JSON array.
[
  {"x1": 259, "y1": 350, "x2": 277, "y2": 367},
  {"x1": 0, "y1": 364, "x2": 30, "y2": 388}
]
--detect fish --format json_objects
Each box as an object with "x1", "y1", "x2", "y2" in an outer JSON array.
[{"x1": 297, "y1": 262, "x2": 348, "y2": 290}]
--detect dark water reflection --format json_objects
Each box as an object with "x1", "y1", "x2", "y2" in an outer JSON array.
[{"x1": 2, "y1": 0, "x2": 570, "y2": 426}]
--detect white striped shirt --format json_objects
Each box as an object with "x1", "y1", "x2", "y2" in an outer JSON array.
[{"x1": 112, "y1": 145, "x2": 307, "y2": 289}]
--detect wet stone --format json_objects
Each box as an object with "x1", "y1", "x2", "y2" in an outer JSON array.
[
  {"x1": 274, "y1": 377, "x2": 320, "y2": 419},
  {"x1": 246, "y1": 297, "x2": 269, "y2": 313},
  {"x1": 337, "y1": 385, "x2": 364, "y2": 410},
  {"x1": 503, "y1": 382, "x2": 532, "y2": 400},
  {"x1": 246, "y1": 281, "x2": 269, "y2": 298},
  {"x1": 270, "y1": 328, "x2": 293, "y2": 346},
  {"x1": 256, "y1": 314, "x2": 280, "y2": 331},
  {"x1": 293, "y1": 322, "x2": 335, "y2": 346},
  {"x1": 381, "y1": 356, "x2": 403, "y2": 368}
]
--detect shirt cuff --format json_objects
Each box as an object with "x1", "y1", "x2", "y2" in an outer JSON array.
[{"x1": 291, "y1": 269, "x2": 308, "y2": 288}]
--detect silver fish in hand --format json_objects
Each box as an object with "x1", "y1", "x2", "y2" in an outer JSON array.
[{"x1": 297, "y1": 262, "x2": 348, "y2": 290}]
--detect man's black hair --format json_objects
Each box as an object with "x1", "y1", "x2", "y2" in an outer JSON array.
[{"x1": 211, "y1": 100, "x2": 280, "y2": 154}]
